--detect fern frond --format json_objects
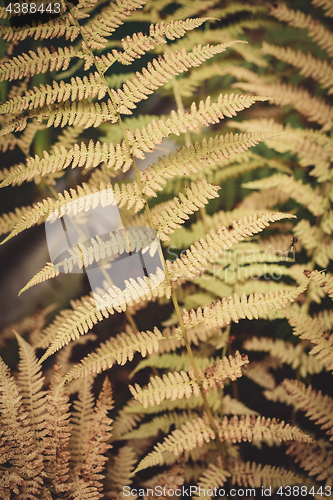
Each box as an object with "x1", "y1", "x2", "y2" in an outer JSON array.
[
  {"x1": 43, "y1": 364, "x2": 72, "y2": 494},
  {"x1": 0, "y1": 98, "x2": 118, "y2": 136},
  {"x1": 167, "y1": 212, "x2": 296, "y2": 281},
  {"x1": 70, "y1": 377, "x2": 113, "y2": 500},
  {"x1": 235, "y1": 82, "x2": 333, "y2": 130},
  {"x1": 64, "y1": 326, "x2": 163, "y2": 384},
  {"x1": 194, "y1": 462, "x2": 230, "y2": 497},
  {"x1": 0, "y1": 357, "x2": 44, "y2": 498},
  {"x1": 38, "y1": 270, "x2": 170, "y2": 364},
  {"x1": 231, "y1": 461, "x2": 302, "y2": 488},
  {"x1": 285, "y1": 306, "x2": 333, "y2": 372},
  {"x1": 98, "y1": 17, "x2": 211, "y2": 68},
  {"x1": 106, "y1": 446, "x2": 137, "y2": 497},
  {"x1": 0, "y1": 46, "x2": 79, "y2": 82},
  {"x1": 153, "y1": 179, "x2": 220, "y2": 240},
  {"x1": 305, "y1": 269, "x2": 333, "y2": 299},
  {"x1": 1, "y1": 180, "x2": 144, "y2": 245},
  {"x1": 261, "y1": 43, "x2": 333, "y2": 94},
  {"x1": 123, "y1": 411, "x2": 200, "y2": 441},
  {"x1": 282, "y1": 380, "x2": 333, "y2": 440},
  {"x1": 181, "y1": 284, "x2": 307, "y2": 332},
  {"x1": 287, "y1": 441, "x2": 333, "y2": 483},
  {"x1": 134, "y1": 414, "x2": 313, "y2": 473},
  {"x1": 14, "y1": 332, "x2": 47, "y2": 445},
  {"x1": 244, "y1": 336, "x2": 325, "y2": 377},
  {"x1": 312, "y1": 0, "x2": 333, "y2": 17},
  {"x1": 129, "y1": 351, "x2": 248, "y2": 408},
  {"x1": 19, "y1": 225, "x2": 157, "y2": 294},
  {"x1": 269, "y1": 3, "x2": 333, "y2": 57},
  {"x1": 140, "y1": 132, "x2": 277, "y2": 197},
  {"x1": 69, "y1": 377, "x2": 95, "y2": 465},
  {"x1": 243, "y1": 174, "x2": 326, "y2": 216}
]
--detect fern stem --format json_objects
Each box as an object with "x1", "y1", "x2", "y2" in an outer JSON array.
[{"x1": 63, "y1": 2, "x2": 226, "y2": 463}]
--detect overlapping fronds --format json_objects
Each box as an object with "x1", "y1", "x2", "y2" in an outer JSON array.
[
  {"x1": 282, "y1": 380, "x2": 333, "y2": 440},
  {"x1": 0, "y1": 0, "x2": 145, "y2": 46},
  {"x1": 243, "y1": 174, "x2": 326, "y2": 216},
  {"x1": 70, "y1": 377, "x2": 114, "y2": 500},
  {"x1": 261, "y1": 43, "x2": 333, "y2": 94},
  {"x1": 14, "y1": 332, "x2": 47, "y2": 445},
  {"x1": 235, "y1": 82, "x2": 333, "y2": 130},
  {"x1": 244, "y1": 337, "x2": 324, "y2": 377},
  {"x1": 287, "y1": 441, "x2": 333, "y2": 484},
  {"x1": 0, "y1": 94, "x2": 271, "y2": 189},
  {"x1": 167, "y1": 212, "x2": 296, "y2": 281},
  {"x1": 0, "y1": 180, "x2": 143, "y2": 245},
  {"x1": 43, "y1": 364, "x2": 72, "y2": 494},
  {"x1": 105, "y1": 446, "x2": 137, "y2": 497},
  {"x1": 180, "y1": 283, "x2": 307, "y2": 332},
  {"x1": 38, "y1": 269, "x2": 170, "y2": 364},
  {"x1": 97, "y1": 17, "x2": 210, "y2": 68},
  {"x1": 0, "y1": 357, "x2": 44, "y2": 498},
  {"x1": 285, "y1": 305, "x2": 333, "y2": 372},
  {"x1": 0, "y1": 46, "x2": 80, "y2": 82},
  {"x1": 64, "y1": 326, "x2": 163, "y2": 384},
  {"x1": 134, "y1": 414, "x2": 312, "y2": 473},
  {"x1": 194, "y1": 461, "x2": 230, "y2": 497},
  {"x1": 140, "y1": 132, "x2": 278, "y2": 197},
  {"x1": 231, "y1": 461, "x2": 302, "y2": 488},
  {"x1": 268, "y1": 3, "x2": 333, "y2": 57},
  {"x1": 129, "y1": 351, "x2": 248, "y2": 408},
  {"x1": 19, "y1": 225, "x2": 158, "y2": 294},
  {"x1": 121, "y1": 411, "x2": 196, "y2": 440}
]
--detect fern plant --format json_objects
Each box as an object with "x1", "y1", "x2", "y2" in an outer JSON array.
[{"x1": 0, "y1": 0, "x2": 332, "y2": 498}]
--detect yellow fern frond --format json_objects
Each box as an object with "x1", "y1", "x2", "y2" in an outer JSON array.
[
  {"x1": 269, "y1": 3, "x2": 333, "y2": 57},
  {"x1": 167, "y1": 212, "x2": 296, "y2": 281},
  {"x1": 181, "y1": 284, "x2": 308, "y2": 332},
  {"x1": 236, "y1": 82, "x2": 333, "y2": 131},
  {"x1": 244, "y1": 336, "x2": 324, "y2": 377},
  {"x1": 243, "y1": 174, "x2": 326, "y2": 216},
  {"x1": 0, "y1": 46, "x2": 79, "y2": 82},
  {"x1": 261, "y1": 42, "x2": 333, "y2": 94},
  {"x1": 64, "y1": 326, "x2": 163, "y2": 383},
  {"x1": 153, "y1": 179, "x2": 220, "y2": 240},
  {"x1": 231, "y1": 461, "x2": 302, "y2": 488},
  {"x1": 129, "y1": 351, "x2": 248, "y2": 408},
  {"x1": 282, "y1": 380, "x2": 333, "y2": 440},
  {"x1": 134, "y1": 414, "x2": 313, "y2": 473},
  {"x1": 19, "y1": 225, "x2": 156, "y2": 294},
  {"x1": 1, "y1": 180, "x2": 144, "y2": 245},
  {"x1": 98, "y1": 17, "x2": 211, "y2": 68},
  {"x1": 194, "y1": 462, "x2": 230, "y2": 497},
  {"x1": 109, "y1": 41, "x2": 244, "y2": 115},
  {"x1": 305, "y1": 269, "x2": 333, "y2": 299},
  {"x1": 312, "y1": 0, "x2": 333, "y2": 17},
  {"x1": 38, "y1": 269, "x2": 171, "y2": 364},
  {"x1": 139, "y1": 132, "x2": 278, "y2": 197},
  {"x1": 285, "y1": 305, "x2": 333, "y2": 371}
]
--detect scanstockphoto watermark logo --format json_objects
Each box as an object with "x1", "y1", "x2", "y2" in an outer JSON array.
[
  {"x1": 166, "y1": 244, "x2": 296, "y2": 283},
  {"x1": 45, "y1": 188, "x2": 165, "y2": 310},
  {"x1": 122, "y1": 485, "x2": 275, "y2": 497}
]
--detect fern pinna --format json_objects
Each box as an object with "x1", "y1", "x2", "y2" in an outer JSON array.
[{"x1": 0, "y1": 0, "x2": 332, "y2": 498}]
